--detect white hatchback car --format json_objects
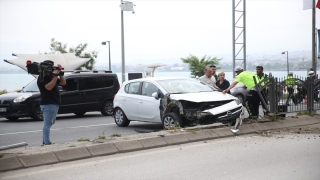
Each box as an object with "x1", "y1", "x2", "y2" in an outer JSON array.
[{"x1": 113, "y1": 77, "x2": 244, "y2": 129}]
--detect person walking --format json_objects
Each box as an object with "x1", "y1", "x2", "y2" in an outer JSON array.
[
  {"x1": 37, "y1": 64, "x2": 66, "y2": 145},
  {"x1": 283, "y1": 72, "x2": 297, "y2": 106},
  {"x1": 199, "y1": 67, "x2": 219, "y2": 89},
  {"x1": 222, "y1": 66, "x2": 259, "y2": 120},
  {"x1": 216, "y1": 72, "x2": 230, "y2": 93}
]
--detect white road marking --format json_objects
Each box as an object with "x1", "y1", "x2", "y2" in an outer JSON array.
[
  {"x1": 0, "y1": 121, "x2": 144, "y2": 136},
  {"x1": 0, "y1": 123, "x2": 116, "y2": 136}
]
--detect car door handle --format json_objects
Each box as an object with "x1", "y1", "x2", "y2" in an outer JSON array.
[
  {"x1": 122, "y1": 98, "x2": 127, "y2": 101},
  {"x1": 138, "y1": 101, "x2": 143, "y2": 103}
]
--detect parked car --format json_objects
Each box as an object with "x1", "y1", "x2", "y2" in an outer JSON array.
[
  {"x1": 0, "y1": 71, "x2": 119, "y2": 121},
  {"x1": 113, "y1": 77, "x2": 243, "y2": 129}
]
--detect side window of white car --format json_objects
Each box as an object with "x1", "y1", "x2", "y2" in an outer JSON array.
[
  {"x1": 126, "y1": 82, "x2": 140, "y2": 95},
  {"x1": 142, "y1": 82, "x2": 159, "y2": 97}
]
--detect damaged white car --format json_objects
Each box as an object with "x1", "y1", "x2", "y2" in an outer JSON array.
[{"x1": 113, "y1": 77, "x2": 244, "y2": 132}]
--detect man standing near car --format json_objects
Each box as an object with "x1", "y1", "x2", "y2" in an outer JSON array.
[
  {"x1": 207, "y1": 65, "x2": 218, "y2": 81},
  {"x1": 199, "y1": 67, "x2": 219, "y2": 89},
  {"x1": 222, "y1": 66, "x2": 259, "y2": 120},
  {"x1": 255, "y1": 66, "x2": 269, "y2": 116},
  {"x1": 37, "y1": 65, "x2": 66, "y2": 145}
]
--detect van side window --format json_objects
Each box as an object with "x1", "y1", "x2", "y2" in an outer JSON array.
[
  {"x1": 79, "y1": 77, "x2": 100, "y2": 90},
  {"x1": 101, "y1": 76, "x2": 114, "y2": 87},
  {"x1": 63, "y1": 78, "x2": 78, "y2": 91}
]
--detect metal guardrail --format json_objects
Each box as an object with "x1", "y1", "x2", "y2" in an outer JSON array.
[
  {"x1": 0, "y1": 142, "x2": 28, "y2": 151},
  {"x1": 253, "y1": 73, "x2": 320, "y2": 116}
]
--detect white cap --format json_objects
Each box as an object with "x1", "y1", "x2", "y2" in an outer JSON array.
[{"x1": 234, "y1": 66, "x2": 243, "y2": 72}]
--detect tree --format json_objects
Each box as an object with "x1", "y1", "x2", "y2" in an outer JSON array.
[
  {"x1": 181, "y1": 54, "x2": 221, "y2": 78},
  {"x1": 46, "y1": 38, "x2": 98, "y2": 70}
]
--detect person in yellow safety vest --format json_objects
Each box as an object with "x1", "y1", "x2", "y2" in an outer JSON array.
[
  {"x1": 284, "y1": 72, "x2": 297, "y2": 106},
  {"x1": 255, "y1": 66, "x2": 269, "y2": 115},
  {"x1": 222, "y1": 66, "x2": 259, "y2": 120}
]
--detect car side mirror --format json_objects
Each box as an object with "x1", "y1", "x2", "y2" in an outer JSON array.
[{"x1": 151, "y1": 92, "x2": 159, "y2": 99}]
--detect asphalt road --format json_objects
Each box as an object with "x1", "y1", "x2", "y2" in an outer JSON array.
[
  {"x1": 1, "y1": 134, "x2": 319, "y2": 180},
  {"x1": 0, "y1": 105, "x2": 300, "y2": 148},
  {"x1": 0, "y1": 112, "x2": 163, "y2": 148}
]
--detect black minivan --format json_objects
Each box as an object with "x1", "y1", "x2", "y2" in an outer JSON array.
[{"x1": 0, "y1": 71, "x2": 119, "y2": 121}]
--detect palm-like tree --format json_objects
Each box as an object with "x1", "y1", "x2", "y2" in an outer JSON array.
[{"x1": 181, "y1": 54, "x2": 221, "y2": 78}]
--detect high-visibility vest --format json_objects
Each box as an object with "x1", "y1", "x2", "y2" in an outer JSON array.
[{"x1": 285, "y1": 75, "x2": 296, "y2": 87}]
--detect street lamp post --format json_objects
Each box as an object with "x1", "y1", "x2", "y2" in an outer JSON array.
[
  {"x1": 120, "y1": 0, "x2": 135, "y2": 83},
  {"x1": 282, "y1": 51, "x2": 289, "y2": 75},
  {"x1": 101, "y1": 41, "x2": 111, "y2": 71}
]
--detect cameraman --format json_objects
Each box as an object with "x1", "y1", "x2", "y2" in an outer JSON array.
[{"x1": 37, "y1": 65, "x2": 66, "y2": 146}]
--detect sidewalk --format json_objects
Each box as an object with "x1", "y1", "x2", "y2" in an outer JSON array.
[{"x1": 1, "y1": 115, "x2": 320, "y2": 172}]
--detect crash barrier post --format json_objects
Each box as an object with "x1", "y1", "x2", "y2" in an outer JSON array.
[{"x1": 0, "y1": 142, "x2": 28, "y2": 151}]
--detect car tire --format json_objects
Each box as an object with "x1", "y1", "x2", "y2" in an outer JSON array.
[
  {"x1": 33, "y1": 105, "x2": 43, "y2": 121},
  {"x1": 235, "y1": 94, "x2": 245, "y2": 105},
  {"x1": 74, "y1": 112, "x2": 86, "y2": 116},
  {"x1": 5, "y1": 116, "x2": 19, "y2": 121},
  {"x1": 162, "y1": 112, "x2": 183, "y2": 129},
  {"x1": 101, "y1": 101, "x2": 113, "y2": 116},
  {"x1": 114, "y1": 108, "x2": 130, "y2": 127}
]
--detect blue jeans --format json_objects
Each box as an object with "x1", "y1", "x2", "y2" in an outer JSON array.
[{"x1": 40, "y1": 104, "x2": 59, "y2": 144}]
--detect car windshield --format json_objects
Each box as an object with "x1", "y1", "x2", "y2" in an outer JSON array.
[
  {"x1": 21, "y1": 79, "x2": 39, "y2": 92},
  {"x1": 156, "y1": 78, "x2": 214, "y2": 93}
]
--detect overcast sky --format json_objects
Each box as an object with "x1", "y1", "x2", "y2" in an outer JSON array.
[{"x1": 0, "y1": 0, "x2": 319, "y2": 68}]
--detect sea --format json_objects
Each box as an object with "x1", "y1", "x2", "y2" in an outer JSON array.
[{"x1": 0, "y1": 70, "x2": 312, "y2": 92}]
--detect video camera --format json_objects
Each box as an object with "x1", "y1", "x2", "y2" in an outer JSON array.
[{"x1": 26, "y1": 60, "x2": 64, "y2": 78}]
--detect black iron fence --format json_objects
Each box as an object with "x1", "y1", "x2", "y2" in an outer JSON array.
[{"x1": 254, "y1": 73, "x2": 320, "y2": 116}]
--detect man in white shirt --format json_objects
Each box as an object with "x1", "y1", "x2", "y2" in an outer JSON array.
[{"x1": 199, "y1": 67, "x2": 218, "y2": 89}]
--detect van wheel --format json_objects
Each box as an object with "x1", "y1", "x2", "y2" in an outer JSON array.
[
  {"x1": 162, "y1": 112, "x2": 183, "y2": 129},
  {"x1": 33, "y1": 105, "x2": 43, "y2": 121},
  {"x1": 114, "y1": 108, "x2": 130, "y2": 127},
  {"x1": 101, "y1": 101, "x2": 113, "y2": 116},
  {"x1": 74, "y1": 112, "x2": 86, "y2": 116},
  {"x1": 5, "y1": 116, "x2": 19, "y2": 121}
]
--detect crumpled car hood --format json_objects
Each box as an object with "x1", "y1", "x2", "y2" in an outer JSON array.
[{"x1": 169, "y1": 92, "x2": 236, "y2": 102}]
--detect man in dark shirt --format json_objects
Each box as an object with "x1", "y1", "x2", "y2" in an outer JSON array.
[{"x1": 37, "y1": 66, "x2": 66, "y2": 145}]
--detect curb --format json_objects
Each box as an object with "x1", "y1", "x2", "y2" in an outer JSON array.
[{"x1": 1, "y1": 116, "x2": 320, "y2": 172}]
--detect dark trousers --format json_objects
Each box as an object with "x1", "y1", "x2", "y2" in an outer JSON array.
[
  {"x1": 286, "y1": 87, "x2": 297, "y2": 105},
  {"x1": 245, "y1": 90, "x2": 260, "y2": 117}
]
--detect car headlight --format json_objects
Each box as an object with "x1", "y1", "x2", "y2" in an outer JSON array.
[
  {"x1": 13, "y1": 94, "x2": 32, "y2": 103},
  {"x1": 234, "y1": 98, "x2": 241, "y2": 105}
]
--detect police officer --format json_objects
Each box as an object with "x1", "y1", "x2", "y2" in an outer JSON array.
[
  {"x1": 222, "y1": 66, "x2": 259, "y2": 120},
  {"x1": 255, "y1": 66, "x2": 269, "y2": 115},
  {"x1": 283, "y1": 72, "x2": 297, "y2": 106}
]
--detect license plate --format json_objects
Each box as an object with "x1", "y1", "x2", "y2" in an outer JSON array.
[{"x1": 0, "y1": 108, "x2": 6, "y2": 112}]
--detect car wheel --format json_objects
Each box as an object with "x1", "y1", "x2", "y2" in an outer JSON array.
[
  {"x1": 74, "y1": 112, "x2": 86, "y2": 116},
  {"x1": 114, "y1": 108, "x2": 130, "y2": 127},
  {"x1": 33, "y1": 105, "x2": 43, "y2": 121},
  {"x1": 5, "y1": 116, "x2": 19, "y2": 121},
  {"x1": 235, "y1": 94, "x2": 245, "y2": 105},
  {"x1": 162, "y1": 112, "x2": 183, "y2": 129},
  {"x1": 101, "y1": 101, "x2": 113, "y2": 116}
]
